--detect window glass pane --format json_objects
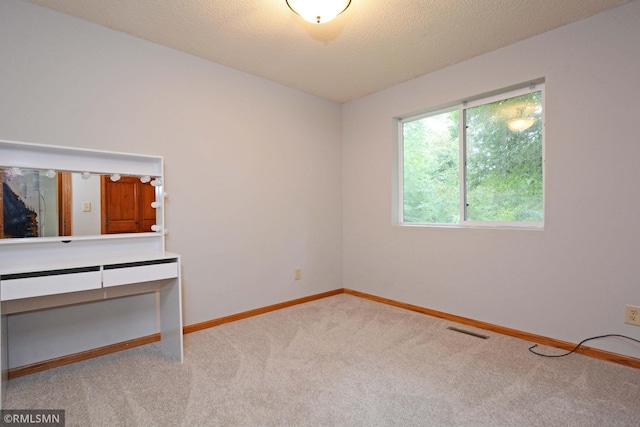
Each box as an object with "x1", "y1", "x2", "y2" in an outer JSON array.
[
  {"x1": 403, "y1": 110, "x2": 459, "y2": 223},
  {"x1": 465, "y1": 91, "x2": 543, "y2": 222}
]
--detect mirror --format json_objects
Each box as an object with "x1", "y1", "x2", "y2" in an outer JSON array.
[{"x1": 1, "y1": 167, "x2": 162, "y2": 239}]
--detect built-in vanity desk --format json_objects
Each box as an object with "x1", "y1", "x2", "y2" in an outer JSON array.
[{"x1": 0, "y1": 139, "x2": 183, "y2": 408}]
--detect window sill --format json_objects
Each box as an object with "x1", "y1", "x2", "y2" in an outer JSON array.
[{"x1": 394, "y1": 222, "x2": 544, "y2": 231}]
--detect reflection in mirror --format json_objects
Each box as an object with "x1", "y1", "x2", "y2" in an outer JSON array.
[
  {"x1": 1, "y1": 168, "x2": 161, "y2": 239},
  {"x1": 1, "y1": 168, "x2": 58, "y2": 238},
  {"x1": 100, "y1": 175, "x2": 158, "y2": 235}
]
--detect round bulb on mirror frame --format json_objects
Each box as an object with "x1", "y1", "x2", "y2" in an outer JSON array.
[
  {"x1": 110, "y1": 173, "x2": 121, "y2": 182},
  {"x1": 81, "y1": 172, "x2": 91, "y2": 180},
  {"x1": 45, "y1": 169, "x2": 56, "y2": 178},
  {"x1": 151, "y1": 201, "x2": 160, "y2": 209},
  {"x1": 151, "y1": 224, "x2": 161, "y2": 232},
  {"x1": 163, "y1": 192, "x2": 169, "y2": 199},
  {"x1": 151, "y1": 178, "x2": 162, "y2": 187},
  {"x1": 140, "y1": 175, "x2": 151, "y2": 183}
]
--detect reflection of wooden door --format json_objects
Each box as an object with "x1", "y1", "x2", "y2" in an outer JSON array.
[
  {"x1": 58, "y1": 172, "x2": 72, "y2": 236},
  {"x1": 101, "y1": 176, "x2": 156, "y2": 234}
]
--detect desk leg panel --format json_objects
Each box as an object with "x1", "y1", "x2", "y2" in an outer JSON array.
[
  {"x1": 1, "y1": 312, "x2": 6, "y2": 409},
  {"x1": 159, "y1": 277, "x2": 183, "y2": 362}
]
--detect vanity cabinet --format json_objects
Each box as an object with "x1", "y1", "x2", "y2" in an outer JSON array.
[
  {"x1": 0, "y1": 139, "x2": 183, "y2": 408},
  {"x1": 1, "y1": 267, "x2": 102, "y2": 301}
]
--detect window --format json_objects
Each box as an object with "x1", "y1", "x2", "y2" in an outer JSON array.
[{"x1": 398, "y1": 84, "x2": 544, "y2": 227}]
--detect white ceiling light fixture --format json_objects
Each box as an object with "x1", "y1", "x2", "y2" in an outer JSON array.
[{"x1": 286, "y1": 0, "x2": 351, "y2": 24}]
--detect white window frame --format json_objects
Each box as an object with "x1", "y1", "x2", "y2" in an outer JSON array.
[{"x1": 396, "y1": 83, "x2": 545, "y2": 229}]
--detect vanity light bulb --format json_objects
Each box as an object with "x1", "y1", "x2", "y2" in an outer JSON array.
[
  {"x1": 81, "y1": 172, "x2": 91, "y2": 180},
  {"x1": 151, "y1": 201, "x2": 160, "y2": 209},
  {"x1": 10, "y1": 167, "x2": 23, "y2": 177},
  {"x1": 45, "y1": 169, "x2": 56, "y2": 179},
  {"x1": 140, "y1": 175, "x2": 151, "y2": 183},
  {"x1": 163, "y1": 192, "x2": 169, "y2": 199},
  {"x1": 151, "y1": 225, "x2": 161, "y2": 232},
  {"x1": 150, "y1": 178, "x2": 162, "y2": 187},
  {"x1": 110, "y1": 173, "x2": 121, "y2": 182}
]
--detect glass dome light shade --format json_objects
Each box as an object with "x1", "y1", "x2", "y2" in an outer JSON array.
[{"x1": 286, "y1": 0, "x2": 351, "y2": 24}]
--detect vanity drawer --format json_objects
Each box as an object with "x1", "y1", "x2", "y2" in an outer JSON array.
[
  {"x1": 102, "y1": 259, "x2": 178, "y2": 288},
  {"x1": 0, "y1": 267, "x2": 102, "y2": 301}
]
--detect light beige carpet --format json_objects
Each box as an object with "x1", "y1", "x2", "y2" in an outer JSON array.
[{"x1": 5, "y1": 294, "x2": 640, "y2": 426}]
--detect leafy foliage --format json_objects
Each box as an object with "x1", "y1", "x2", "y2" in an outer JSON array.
[{"x1": 403, "y1": 91, "x2": 543, "y2": 224}]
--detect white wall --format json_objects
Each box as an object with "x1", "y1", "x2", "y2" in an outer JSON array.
[
  {"x1": 71, "y1": 173, "x2": 101, "y2": 235},
  {"x1": 342, "y1": 1, "x2": 640, "y2": 358},
  {"x1": 0, "y1": 0, "x2": 342, "y2": 367}
]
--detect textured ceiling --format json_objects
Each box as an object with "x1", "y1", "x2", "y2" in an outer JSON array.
[{"x1": 23, "y1": 0, "x2": 630, "y2": 103}]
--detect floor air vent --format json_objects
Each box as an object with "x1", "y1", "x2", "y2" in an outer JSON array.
[{"x1": 447, "y1": 326, "x2": 490, "y2": 339}]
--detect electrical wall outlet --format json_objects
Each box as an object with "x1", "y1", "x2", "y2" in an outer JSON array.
[
  {"x1": 294, "y1": 268, "x2": 302, "y2": 281},
  {"x1": 624, "y1": 305, "x2": 640, "y2": 326}
]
